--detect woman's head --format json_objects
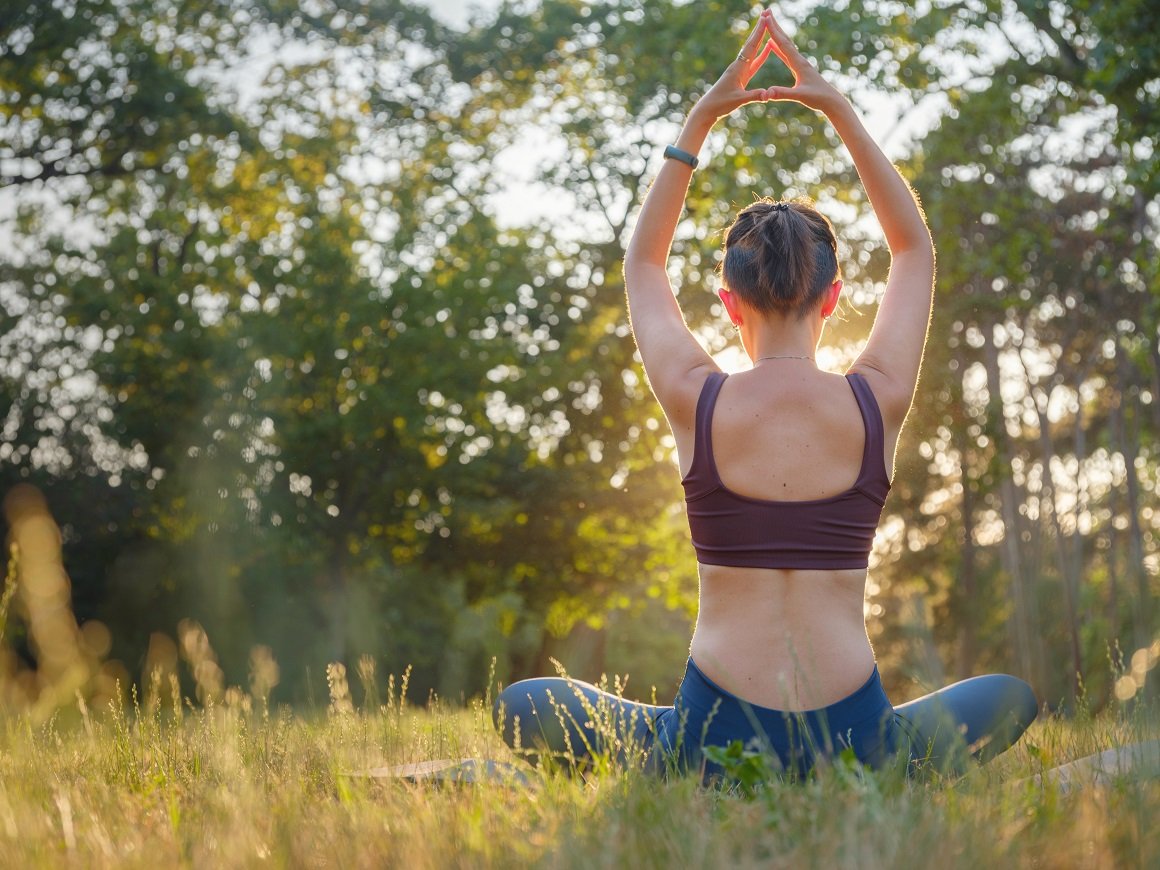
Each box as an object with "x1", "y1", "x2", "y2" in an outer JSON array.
[{"x1": 720, "y1": 198, "x2": 840, "y2": 319}]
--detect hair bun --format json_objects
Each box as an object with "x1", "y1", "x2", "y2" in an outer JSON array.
[{"x1": 721, "y1": 197, "x2": 840, "y2": 319}]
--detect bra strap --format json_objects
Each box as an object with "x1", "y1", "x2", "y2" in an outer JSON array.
[
  {"x1": 845, "y1": 372, "x2": 890, "y2": 496},
  {"x1": 692, "y1": 371, "x2": 728, "y2": 484}
]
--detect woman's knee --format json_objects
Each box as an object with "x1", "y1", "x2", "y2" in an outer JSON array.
[
  {"x1": 997, "y1": 674, "x2": 1038, "y2": 729},
  {"x1": 892, "y1": 672, "x2": 1039, "y2": 769},
  {"x1": 492, "y1": 678, "x2": 587, "y2": 751},
  {"x1": 931, "y1": 672, "x2": 1040, "y2": 730},
  {"x1": 493, "y1": 680, "x2": 544, "y2": 745}
]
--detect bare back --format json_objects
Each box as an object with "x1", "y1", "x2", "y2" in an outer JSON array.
[{"x1": 674, "y1": 365, "x2": 898, "y2": 711}]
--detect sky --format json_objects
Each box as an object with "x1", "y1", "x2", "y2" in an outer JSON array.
[{"x1": 420, "y1": 0, "x2": 505, "y2": 28}]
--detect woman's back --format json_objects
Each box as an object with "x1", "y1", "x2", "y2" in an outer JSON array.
[
  {"x1": 677, "y1": 365, "x2": 896, "y2": 711},
  {"x1": 676, "y1": 365, "x2": 893, "y2": 501}
]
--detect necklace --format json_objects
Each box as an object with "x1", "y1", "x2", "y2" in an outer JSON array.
[{"x1": 754, "y1": 355, "x2": 815, "y2": 363}]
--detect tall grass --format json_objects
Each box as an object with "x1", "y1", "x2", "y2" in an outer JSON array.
[
  {"x1": 0, "y1": 663, "x2": 1155, "y2": 869},
  {"x1": 4, "y1": 484, "x2": 1150, "y2": 865}
]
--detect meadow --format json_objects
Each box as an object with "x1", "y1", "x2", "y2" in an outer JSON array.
[{"x1": 0, "y1": 664, "x2": 1156, "y2": 869}]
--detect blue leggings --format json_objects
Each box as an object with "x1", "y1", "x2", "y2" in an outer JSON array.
[{"x1": 493, "y1": 659, "x2": 1038, "y2": 780}]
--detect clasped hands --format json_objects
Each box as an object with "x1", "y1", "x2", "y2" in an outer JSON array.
[{"x1": 693, "y1": 8, "x2": 843, "y2": 124}]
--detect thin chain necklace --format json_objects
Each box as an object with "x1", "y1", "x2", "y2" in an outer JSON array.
[{"x1": 754, "y1": 354, "x2": 815, "y2": 363}]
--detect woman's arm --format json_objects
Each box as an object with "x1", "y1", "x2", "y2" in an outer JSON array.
[
  {"x1": 623, "y1": 14, "x2": 776, "y2": 430},
  {"x1": 763, "y1": 12, "x2": 936, "y2": 426}
]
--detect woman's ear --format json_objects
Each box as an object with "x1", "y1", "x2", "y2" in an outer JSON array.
[
  {"x1": 718, "y1": 288, "x2": 743, "y2": 326},
  {"x1": 821, "y1": 280, "x2": 843, "y2": 318}
]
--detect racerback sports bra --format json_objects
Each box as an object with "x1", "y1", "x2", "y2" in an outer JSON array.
[{"x1": 681, "y1": 371, "x2": 890, "y2": 570}]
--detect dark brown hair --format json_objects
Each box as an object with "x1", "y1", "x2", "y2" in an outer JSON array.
[{"x1": 720, "y1": 198, "x2": 839, "y2": 319}]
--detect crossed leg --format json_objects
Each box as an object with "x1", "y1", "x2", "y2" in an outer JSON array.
[
  {"x1": 891, "y1": 673, "x2": 1039, "y2": 774},
  {"x1": 494, "y1": 671, "x2": 1039, "y2": 779},
  {"x1": 492, "y1": 676, "x2": 670, "y2": 769}
]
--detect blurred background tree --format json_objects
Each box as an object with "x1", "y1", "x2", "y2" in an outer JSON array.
[{"x1": 1, "y1": 0, "x2": 1156, "y2": 710}]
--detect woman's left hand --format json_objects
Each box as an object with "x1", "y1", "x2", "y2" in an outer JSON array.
[{"x1": 692, "y1": 9, "x2": 777, "y2": 122}]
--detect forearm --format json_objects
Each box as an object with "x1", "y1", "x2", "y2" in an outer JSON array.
[
  {"x1": 822, "y1": 97, "x2": 932, "y2": 258},
  {"x1": 624, "y1": 108, "x2": 716, "y2": 272}
]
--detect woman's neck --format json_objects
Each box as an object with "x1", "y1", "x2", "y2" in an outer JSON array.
[{"x1": 742, "y1": 315, "x2": 822, "y2": 363}]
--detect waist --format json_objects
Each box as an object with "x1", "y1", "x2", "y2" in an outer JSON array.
[
  {"x1": 692, "y1": 564, "x2": 873, "y2": 709},
  {"x1": 679, "y1": 656, "x2": 890, "y2": 726}
]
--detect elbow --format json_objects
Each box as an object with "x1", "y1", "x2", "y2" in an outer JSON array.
[
  {"x1": 623, "y1": 247, "x2": 655, "y2": 281},
  {"x1": 899, "y1": 224, "x2": 935, "y2": 257},
  {"x1": 623, "y1": 249, "x2": 642, "y2": 287},
  {"x1": 623, "y1": 259, "x2": 663, "y2": 294},
  {"x1": 623, "y1": 248, "x2": 639, "y2": 278},
  {"x1": 623, "y1": 231, "x2": 667, "y2": 278},
  {"x1": 920, "y1": 228, "x2": 936, "y2": 263},
  {"x1": 892, "y1": 240, "x2": 936, "y2": 277}
]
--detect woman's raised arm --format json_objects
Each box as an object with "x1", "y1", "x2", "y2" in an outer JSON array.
[
  {"x1": 762, "y1": 12, "x2": 936, "y2": 427},
  {"x1": 623, "y1": 13, "x2": 776, "y2": 429}
]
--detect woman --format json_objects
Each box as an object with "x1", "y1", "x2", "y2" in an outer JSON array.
[{"x1": 493, "y1": 8, "x2": 1037, "y2": 780}]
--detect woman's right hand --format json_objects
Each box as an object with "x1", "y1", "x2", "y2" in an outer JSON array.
[{"x1": 689, "y1": 11, "x2": 778, "y2": 124}]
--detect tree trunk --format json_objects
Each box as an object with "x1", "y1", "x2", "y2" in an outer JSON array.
[
  {"x1": 982, "y1": 330, "x2": 1042, "y2": 690},
  {"x1": 1106, "y1": 483, "x2": 1121, "y2": 660},
  {"x1": 1149, "y1": 324, "x2": 1160, "y2": 434},
  {"x1": 1070, "y1": 366, "x2": 1090, "y2": 633},
  {"x1": 1133, "y1": 187, "x2": 1160, "y2": 434},
  {"x1": 956, "y1": 463, "x2": 979, "y2": 680},
  {"x1": 903, "y1": 592, "x2": 946, "y2": 689},
  {"x1": 1033, "y1": 399, "x2": 1083, "y2": 705},
  {"x1": 1109, "y1": 347, "x2": 1150, "y2": 651},
  {"x1": 1011, "y1": 337, "x2": 1084, "y2": 706},
  {"x1": 951, "y1": 352, "x2": 980, "y2": 680},
  {"x1": 1099, "y1": 222, "x2": 1153, "y2": 655}
]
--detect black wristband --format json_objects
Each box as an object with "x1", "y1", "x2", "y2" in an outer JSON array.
[{"x1": 663, "y1": 144, "x2": 699, "y2": 169}]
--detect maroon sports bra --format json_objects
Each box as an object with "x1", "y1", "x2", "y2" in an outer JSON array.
[{"x1": 681, "y1": 371, "x2": 891, "y2": 570}]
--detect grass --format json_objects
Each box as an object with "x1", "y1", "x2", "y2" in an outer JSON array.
[{"x1": 0, "y1": 669, "x2": 1156, "y2": 869}]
